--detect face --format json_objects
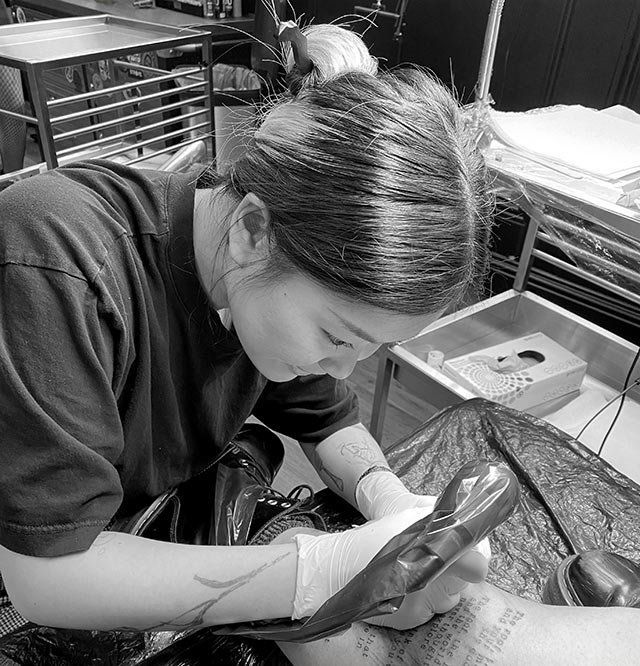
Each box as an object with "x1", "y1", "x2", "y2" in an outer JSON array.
[
  {"x1": 197, "y1": 191, "x2": 441, "y2": 382},
  {"x1": 225, "y1": 269, "x2": 440, "y2": 382}
]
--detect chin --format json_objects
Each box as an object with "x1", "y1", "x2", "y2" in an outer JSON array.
[
  {"x1": 265, "y1": 370, "x2": 298, "y2": 382},
  {"x1": 255, "y1": 362, "x2": 297, "y2": 383}
]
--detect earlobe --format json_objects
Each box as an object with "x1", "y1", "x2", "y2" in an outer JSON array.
[{"x1": 227, "y1": 192, "x2": 271, "y2": 266}]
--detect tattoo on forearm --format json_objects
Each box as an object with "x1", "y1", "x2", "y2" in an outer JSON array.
[
  {"x1": 313, "y1": 450, "x2": 345, "y2": 493},
  {"x1": 116, "y1": 551, "x2": 292, "y2": 632},
  {"x1": 340, "y1": 441, "x2": 387, "y2": 468}
]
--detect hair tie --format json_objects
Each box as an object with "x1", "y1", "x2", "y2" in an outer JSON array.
[{"x1": 277, "y1": 20, "x2": 313, "y2": 76}]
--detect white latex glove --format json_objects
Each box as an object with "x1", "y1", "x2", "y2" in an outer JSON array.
[
  {"x1": 292, "y1": 506, "x2": 483, "y2": 630},
  {"x1": 355, "y1": 468, "x2": 492, "y2": 564}
]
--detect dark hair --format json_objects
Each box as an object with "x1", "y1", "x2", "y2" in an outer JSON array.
[{"x1": 198, "y1": 25, "x2": 493, "y2": 316}]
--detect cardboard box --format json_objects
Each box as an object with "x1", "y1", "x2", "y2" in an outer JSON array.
[{"x1": 443, "y1": 332, "x2": 588, "y2": 410}]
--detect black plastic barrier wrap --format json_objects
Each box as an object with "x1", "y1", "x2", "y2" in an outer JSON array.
[{"x1": 3, "y1": 398, "x2": 640, "y2": 664}]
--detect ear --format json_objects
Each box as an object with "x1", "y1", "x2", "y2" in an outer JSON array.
[{"x1": 227, "y1": 192, "x2": 271, "y2": 267}]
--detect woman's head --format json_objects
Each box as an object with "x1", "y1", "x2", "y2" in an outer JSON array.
[{"x1": 196, "y1": 23, "x2": 492, "y2": 381}]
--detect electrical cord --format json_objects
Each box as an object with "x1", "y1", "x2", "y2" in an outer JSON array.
[
  {"x1": 571, "y1": 347, "x2": 640, "y2": 452},
  {"x1": 573, "y1": 378, "x2": 640, "y2": 444},
  {"x1": 597, "y1": 346, "x2": 640, "y2": 456}
]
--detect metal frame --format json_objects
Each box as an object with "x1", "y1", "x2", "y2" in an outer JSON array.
[{"x1": 0, "y1": 14, "x2": 216, "y2": 181}]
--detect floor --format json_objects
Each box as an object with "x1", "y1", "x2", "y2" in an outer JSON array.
[{"x1": 272, "y1": 352, "x2": 437, "y2": 494}]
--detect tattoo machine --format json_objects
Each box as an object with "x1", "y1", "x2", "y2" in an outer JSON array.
[{"x1": 213, "y1": 459, "x2": 521, "y2": 642}]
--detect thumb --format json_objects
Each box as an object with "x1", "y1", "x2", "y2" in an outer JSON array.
[
  {"x1": 409, "y1": 494, "x2": 438, "y2": 512},
  {"x1": 447, "y1": 548, "x2": 489, "y2": 583}
]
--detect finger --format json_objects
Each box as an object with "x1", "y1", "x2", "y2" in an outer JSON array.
[
  {"x1": 420, "y1": 582, "x2": 463, "y2": 614},
  {"x1": 270, "y1": 526, "x2": 326, "y2": 544},
  {"x1": 448, "y1": 549, "x2": 489, "y2": 583},
  {"x1": 473, "y1": 537, "x2": 492, "y2": 560},
  {"x1": 411, "y1": 495, "x2": 437, "y2": 512},
  {"x1": 440, "y1": 574, "x2": 469, "y2": 596},
  {"x1": 433, "y1": 591, "x2": 461, "y2": 614}
]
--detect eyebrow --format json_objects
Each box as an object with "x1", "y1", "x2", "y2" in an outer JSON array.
[{"x1": 328, "y1": 308, "x2": 380, "y2": 344}]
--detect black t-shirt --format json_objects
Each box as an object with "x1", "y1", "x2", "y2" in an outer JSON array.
[{"x1": 0, "y1": 160, "x2": 359, "y2": 557}]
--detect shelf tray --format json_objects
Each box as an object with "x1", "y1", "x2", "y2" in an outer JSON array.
[{"x1": 0, "y1": 14, "x2": 207, "y2": 68}]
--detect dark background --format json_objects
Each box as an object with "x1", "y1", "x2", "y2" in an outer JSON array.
[{"x1": 291, "y1": 0, "x2": 640, "y2": 112}]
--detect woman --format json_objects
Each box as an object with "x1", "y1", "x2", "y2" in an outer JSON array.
[{"x1": 0, "y1": 25, "x2": 491, "y2": 639}]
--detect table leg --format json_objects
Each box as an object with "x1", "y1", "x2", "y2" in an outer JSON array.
[{"x1": 370, "y1": 352, "x2": 394, "y2": 445}]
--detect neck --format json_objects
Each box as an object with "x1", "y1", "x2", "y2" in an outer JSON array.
[{"x1": 193, "y1": 187, "x2": 233, "y2": 310}]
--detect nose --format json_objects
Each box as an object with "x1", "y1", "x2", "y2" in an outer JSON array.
[{"x1": 319, "y1": 350, "x2": 360, "y2": 380}]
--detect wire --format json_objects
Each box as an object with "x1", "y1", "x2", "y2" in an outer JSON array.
[
  {"x1": 596, "y1": 347, "x2": 640, "y2": 456},
  {"x1": 571, "y1": 376, "x2": 639, "y2": 441},
  {"x1": 570, "y1": 343, "x2": 639, "y2": 446}
]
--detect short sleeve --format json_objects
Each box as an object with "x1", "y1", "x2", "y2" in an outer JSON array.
[
  {"x1": 0, "y1": 264, "x2": 124, "y2": 557},
  {"x1": 253, "y1": 375, "x2": 360, "y2": 444}
]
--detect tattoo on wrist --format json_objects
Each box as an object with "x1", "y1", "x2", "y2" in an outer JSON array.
[{"x1": 354, "y1": 465, "x2": 394, "y2": 502}]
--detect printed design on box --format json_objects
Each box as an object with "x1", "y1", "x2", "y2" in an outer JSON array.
[
  {"x1": 455, "y1": 361, "x2": 535, "y2": 405},
  {"x1": 442, "y1": 332, "x2": 587, "y2": 411}
]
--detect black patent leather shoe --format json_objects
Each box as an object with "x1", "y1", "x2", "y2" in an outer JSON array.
[
  {"x1": 543, "y1": 550, "x2": 640, "y2": 608},
  {"x1": 122, "y1": 423, "x2": 286, "y2": 545}
]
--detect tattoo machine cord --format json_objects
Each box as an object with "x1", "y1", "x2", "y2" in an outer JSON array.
[
  {"x1": 570, "y1": 377, "x2": 640, "y2": 455},
  {"x1": 596, "y1": 346, "x2": 640, "y2": 456},
  {"x1": 495, "y1": 441, "x2": 580, "y2": 556}
]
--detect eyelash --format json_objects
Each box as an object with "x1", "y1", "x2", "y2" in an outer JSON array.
[{"x1": 326, "y1": 332, "x2": 353, "y2": 349}]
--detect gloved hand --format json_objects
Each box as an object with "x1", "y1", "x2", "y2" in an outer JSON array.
[
  {"x1": 292, "y1": 506, "x2": 484, "y2": 630},
  {"x1": 355, "y1": 468, "x2": 492, "y2": 563}
]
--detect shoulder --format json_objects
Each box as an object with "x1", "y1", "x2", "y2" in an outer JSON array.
[{"x1": 0, "y1": 160, "x2": 174, "y2": 280}]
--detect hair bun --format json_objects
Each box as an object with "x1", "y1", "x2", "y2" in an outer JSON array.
[{"x1": 284, "y1": 24, "x2": 378, "y2": 94}]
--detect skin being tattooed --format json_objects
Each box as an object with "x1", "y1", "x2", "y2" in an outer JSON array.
[{"x1": 278, "y1": 581, "x2": 640, "y2": 666}]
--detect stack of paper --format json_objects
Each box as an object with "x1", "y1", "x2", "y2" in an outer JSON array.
[{"x1": 490, "y1": 105, "x2": 640, "y2": 181}]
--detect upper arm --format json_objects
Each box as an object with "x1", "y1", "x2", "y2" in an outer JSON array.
[
  {"x1": 0, "y1": 263, "x2": 124, "y2": 558},
  {"x1": 253, "y1": 375, "x2": 360, "y2": 444}
]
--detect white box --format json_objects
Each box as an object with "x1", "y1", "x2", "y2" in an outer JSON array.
[{"x1": 443, "y1": 332, "x2": 588, "y2": 410}]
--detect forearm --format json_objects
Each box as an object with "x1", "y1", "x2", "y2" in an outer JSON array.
[
  {"x1": 301, "y1": 423, "x2": 389, "y2": 507},
  {"x1": 280, "y1": 582, "x2": 640, "y2": 666},
  {"x1": 1, "y1": 531, "x2": 296, "y2": 631}
]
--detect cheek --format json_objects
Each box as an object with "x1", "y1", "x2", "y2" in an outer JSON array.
[{"x1": 229, "y1": 297, "x2": 301, "y2": 358}]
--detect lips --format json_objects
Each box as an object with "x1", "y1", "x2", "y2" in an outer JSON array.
[{"x1": 291, "y1": 365, "x2": 317, "y2": 376}]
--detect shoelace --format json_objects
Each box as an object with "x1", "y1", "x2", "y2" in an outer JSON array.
[
  {"x1": 256, "y1": 483, "x2": 317, "y2": 510},
  {"x1": 251, "y1": 483, "x2": 328, "y2": 544}
]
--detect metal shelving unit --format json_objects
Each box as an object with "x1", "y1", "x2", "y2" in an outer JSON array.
[{"x1": 0, "y1": 14, "x2": 215, "y2": 183}]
